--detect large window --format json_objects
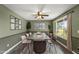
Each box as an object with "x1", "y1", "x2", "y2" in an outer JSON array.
[
  {"x1": 56, "y1": 16, "x2": 68, "y2": 40},
  {"x1": 34, "y1": 22, "x2": 45, "y2": 30},
  {"x1": 10, "y1": 15, "x2": 22, "y2": 30}
]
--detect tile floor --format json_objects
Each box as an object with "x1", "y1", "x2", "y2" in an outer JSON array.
[{"x1": 18, "y1": 40, "x2": 72, "y2": 54}]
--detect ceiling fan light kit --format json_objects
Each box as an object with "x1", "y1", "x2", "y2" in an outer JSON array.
[{"x1": 33, "y1": 11, "x2": 49, "y2": 19}]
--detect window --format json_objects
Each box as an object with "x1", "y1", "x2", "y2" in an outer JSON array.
[
  {"x1": 10, "y1": 16, "x2": 15, "y2": 30},
  {"x1": 56, "y1": 16, "x2": 67, "y2": 40},
  {"x1": 18, "y1": 20, "x2": 22, "y2": 29},
  {"x1": 10, "y1": 15, "x2": 22, "y2": 30},
  {"x1": 34, "y1": 23, "x2": 45, "y2": 30}
]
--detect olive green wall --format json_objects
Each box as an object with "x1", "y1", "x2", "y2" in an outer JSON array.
[
  {"x1": 72, "y1": 5, "x2": 79, "y2": 38},
  {"x1": 71, "y1": 5, "x2": 79, "y2": 53},
  {"x1": 0, "y1": 5, "x2": 27, "y2": 38}
]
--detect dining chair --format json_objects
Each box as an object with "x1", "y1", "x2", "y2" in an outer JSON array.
[
  {"x1": 21, "y1": 35, "x2": 32, "y2": 54},
  {"x1": 26, "y1": 33, "x2": 29, "y2": 37},
  {"x1": 29, "y1": 32, "x2": 32, "y2": 36},
  {"x1": 47, "y1": 39, "x2": 52, "y2": 53}
]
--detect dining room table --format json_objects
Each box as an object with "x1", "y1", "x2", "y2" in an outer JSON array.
[{"x1": 28, "y1": 33, "x2": 51, "y2": 53}]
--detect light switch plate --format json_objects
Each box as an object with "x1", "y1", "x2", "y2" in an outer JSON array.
[
  {"x1": 7, "y1": 44, "x2": 10, "y2": 47},
  {"x1": 77, "y1": 30, "x2": 79, "y2": 34}
]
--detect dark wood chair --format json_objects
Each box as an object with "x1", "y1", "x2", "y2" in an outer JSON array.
[{"x1": 33, "y1": 40, "x2": 46, "y2": 54}]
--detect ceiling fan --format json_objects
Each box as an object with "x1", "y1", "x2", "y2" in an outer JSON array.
[{"x1": 33, "y1": 11, "x2": 49, "y2": 19}]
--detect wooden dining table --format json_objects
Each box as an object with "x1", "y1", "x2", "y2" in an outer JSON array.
[{"x1": 28, "y1": 33, "x2": 51, "y2": 53}]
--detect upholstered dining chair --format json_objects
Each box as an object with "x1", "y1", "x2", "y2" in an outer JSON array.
[
  {"x1": 26, "y1": 33, "x2": 29, "y2": 37},
  {"x1": 29, "y1": 32, "x2": 32, "y2": 36},
  {"x1": 47, "y1": 39, "x2": 52, "y2": 53},
  {"x1": 21, "y1": 35, "x2": 32, "y2": 54}
]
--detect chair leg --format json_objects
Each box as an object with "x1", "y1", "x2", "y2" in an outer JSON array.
[
  {"x1": 28, "y1": 43, "x2": 31, "y2": 54},
  {"x1": 28, "y1": 43, "x2": 30, "y2": 54},
  {"x1": 29, "y1": 43, "x2": 32, "y2": 54},
  {"x1": 27, "y1": 43, "x2": 29, "y2": 54}
]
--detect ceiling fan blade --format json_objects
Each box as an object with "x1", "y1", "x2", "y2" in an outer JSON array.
[
  {"x1": 42, "y1": 14, "x2": 49, "y2": 16},
  {"x1": 32, "y1": 11, "x2": 40, "y2": 16},
  {"x1": 41, "y1": 16, "x2": 44, "y2": 19},
  {"x1": 32, "y1": 13, "x2": 37, "y2": 15}
]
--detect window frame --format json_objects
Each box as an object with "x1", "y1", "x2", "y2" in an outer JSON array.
[{"x1": 10, "y1": 15, "x2": 22, "y2": 30}]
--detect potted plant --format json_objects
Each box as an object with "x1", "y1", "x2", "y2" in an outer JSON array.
[
  {"x1": 26, "y1": 21, "x2": 31, "y2": 32},
  {"x1": 48, "y1": 24, "x2": 53, "y2": 33}
]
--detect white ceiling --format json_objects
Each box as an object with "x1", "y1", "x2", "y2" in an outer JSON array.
[{"x1": 4, "y1": 4, "x2": 76, "y2": 20}]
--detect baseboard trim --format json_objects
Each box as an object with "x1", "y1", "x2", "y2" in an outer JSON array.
[
  {"x1": 3, "y1": 41, "x2": 22, "y2": 54},
  {"x1": 56, "y1": 40, "x2": 77, "y2": 54}
]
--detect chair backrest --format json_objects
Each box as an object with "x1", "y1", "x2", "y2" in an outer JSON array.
[
  {"x1": 26, "y1": 33, "x2": 29, "y2": 37},
  {"x1": 21, "y1": 35, "x2": 27, "y2": 43},
  {"x1": 48, "y1": 40, "x2": 52, "y2": 44},
  {"x1": 21, "y1": 35, "x2": 31, "y2": 43},
  {"x1": 21, "y1": 35, "x2": 26, "y2": 39},
  {"x1": 29, "y1": 32, "x2": 32, "y2": 36},
  {"x1": 36, "y1": 32, "x2": 41, "y2": 34}
]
